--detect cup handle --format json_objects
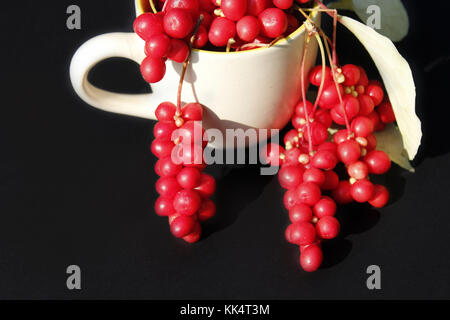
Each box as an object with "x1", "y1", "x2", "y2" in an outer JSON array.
[{"x1": 70, "y1": 32, "x2": 157, "y2": 120}]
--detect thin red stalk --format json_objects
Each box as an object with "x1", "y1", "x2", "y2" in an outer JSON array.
[
  {"x1": 301, "y1": 35, "x2": 314, "y2": 155},
  {"x1": 176, "y1": 16, "x2": 204, "y2": 115},
  {"x1": 312, "y1": 33, "x2": 326, "y2": 115},
  {"x1": 322, "y1": 36, "x2": 350, "y2": 132}
]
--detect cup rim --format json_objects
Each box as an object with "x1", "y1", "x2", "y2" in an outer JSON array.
[{"x1": 135, "y1": 0, "x2": 319, "y2": 55}]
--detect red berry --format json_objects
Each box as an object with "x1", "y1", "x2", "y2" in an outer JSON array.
[
  {"x1": 221, "y1": 0, "x2": 247, "y2": 21},
  {"x1": 330, "y1": 107, "x2": 346, "y2": 125},
  {"x1": 182, "y1": 103, "x2": 203, "y2": 121},
  {"x1": 140, "y1": 56, "x2": 166, "y2": 83},
  {"x1": 357, "y1": 66, "x2": 369, "y2": 86},
  {"x1": 193, "y1": 25, "x2": 209, "y2": 48},
  {"x1": 198, "y1": 199, "x2": 216, "y2": 221},
  {"x1": 311, "y1": 150, "x2": 338, "y2": 171},
  {"x1": 303, "y1": 167, "x2": 325, "y2": 186},
  {"x1": 333, "y1": 129, "x2": 349, "y2": 145},
  {"x1": 284, "y1": 129, "x2": 300, "y2": 146},
  {"x1": 295, "y1": 100, "x2": 313, "y2": 119},
  {"x1": 177, "y1": 167, "x2": 201, "y2": 188},
  {"x1": 285, "y1": 222, "x2": 316, "y2": 245},
  {"x1": 273, "y1": 0, "x2": 294, "y2": 10},
  {"x1": 347, "y1": 161, "x2": 369, "y2": 180},
  {"x1": 156, "y1": 176, "x2": 182, "y2": 198},
  {"x1": 304, "y1": 121, "x2": 328, "y2": 146},
  {"x1": 317, "y1": 142, "x2": 337, "y2": 154},
  {"x1": 322, "y1": 170, "x2": 339, "y2": 191},
  {"x1": 258, "y1": 8, "x2": 288, "y2": 38},
  {"x1": 368, "y1": 185, "x2": 390, "y2": 208},
  {"x1": 283, "y1": 189, "x2": 298, "y2": 210},
  {"x1": 177, "y1": 120, "x2": 205, "y2": 145},
  {"x1": 173, "y1": 189, "x2": 202, "y2": 215},
  {"x1": 182, "y1": 222, "x2": 202, "y2": 243},
  {"x1": 366, "y1": 84, "x2": 384, "y2": 106},
  {"x1": 318, "y1": 82, "x2": 344, "y2": 108},
  {"x1": 164, "y1": 8, "x2": 194, "y2": 39},
  {"x1": 155, "y1": 159, "x2": 162, "y2": 176},
  {"x1": 366, "y1": 134, "x2": 377, "y2": 151},
  {"x1": 342, "y1": 64, "x2": 361, "y2": 86},
  {"x1": 377, "y1": 101, "x2": 396, "y2": 124},
  {"x1": 278, "y1": 165, "x2": 304, "y2": 190},
  {"x1": 159, "y1": 156, "x2": 183, "y2": 177},
  {"x1": 350, "y1": 179, "x2": 375, "y2": 203},
  {"x1": 313, "y1": 196, "x2": 336, "y2": 218},
  {"x1": 199, "y1": 0, "x2": 216, "y2": 12},
  {"x1": 200, "y1": 10, "x2": 213, "y2": 28},
  {"x1": 236, "y1": 16, "x2": 261, "y2": 42},
  {"x1": 145, "y1": 34, "x2": 171, "y2": 58},
  {"x1": 364, "y1": 150, "x2": 391, "y2": 174},
  {"x1": 261, "y1": 143, "x2": 285, "y2": 166},
  {"x1": 286, "y1": 13, "x2": 300, "y2": 34},
  {"x1": 315, "y1": 109, "x2": 332, "y2": 128},
  {"x1": 165, "y1": 0, "x2": 200, "y2": 19},
  {"x1": 331, "y1": 180, "x2": 353, "y2": 204},
  {"x1": 309, "y1": 65, "x2": 333, "y2": 87},
  {"x1": 155, "y1": 196, "x2": 176, "y2": 216},
  {"x1": 134, "y1": 13, "x2": 164, "y2": 41},
  {"x1": 358, "y1": 94, "x2": 375, "y2": 116},
  {"x1": 170, "y1": 215, "x2": 196, "y2": 238},
  {"x1": 300, "y1": 244, "x2": 323, "y2": 272},
  {"x1": 247, "y1": 0, "x2": 267, "y2": 16},
  {"x1": 316, "y1": 216, "x2": 340, "y2": 239},
  {"x1": 208, "y1": 17, "x2": 236, "y2": 47},
  {"x1": 367, "y1": 111, "x2": 382, "y2": 131},
  {"x1": 284, "y1": 148, "x2": 301, "y2": 166},
  {"x1": 172, "y1": 143, "x2": 204, "y2": 166},
  {"x1": 351, "y1": 116, "x2": 374, "y2": 138},
  {"x1": 334, "y1": 94, "x2": 360, "y2": 121},
  {"x1": 289, "y1": 204, "x2": 313, "y2": 224},
  {"x1": 167, "y1": 39, "x2": 190, "y2": 63},
  {"x1": 194, "y1": 173, "x2": 216, "y2": 197},
  {"x1": 296, "y1": 182, "x2": 321, "y2": 206},
  {"x1": 151, "y1": 138, "x2": 174, "y2": 158},
  {"x1": 154, "y1": 121, "x2": 177, "y2": 140},
  {"x1": 155, "y1": 102, "x2": 177, "y2": 121},
  {"x1": 337, "y1": 140, "x2": 361, "y2": 165}
]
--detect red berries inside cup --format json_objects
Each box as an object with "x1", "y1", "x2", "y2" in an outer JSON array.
[{"x1": 134, "y1": 0, "x2": 313, "y2": 83}]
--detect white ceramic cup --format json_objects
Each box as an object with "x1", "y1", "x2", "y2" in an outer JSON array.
[{"x1": 70, "y1": 0, "x2": 320, "y2": 148}]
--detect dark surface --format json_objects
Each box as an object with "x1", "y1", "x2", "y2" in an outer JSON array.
[{"x1": 1, "y1": 1, "x2": 449, "y2": 299}]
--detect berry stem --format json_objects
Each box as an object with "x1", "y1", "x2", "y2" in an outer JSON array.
[
  {"x1": 148, "y1": 0, "x2": 158, "y2": 14},
  {"x1": 312, "y1": 33, "x2": 326, "y2": 114},
  {"x1": 176, "y1": 16, "x2": 204, "y2": 115},
  {"x1": 300, "y1": 34, "x2": 314, "y2": 155},
  {"x1": 321, "y1": 35, "x2": 351, "y2": 132}
]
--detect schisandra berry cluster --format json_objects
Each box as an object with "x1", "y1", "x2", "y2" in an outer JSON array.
[
  {"x1": 152, "y1": 101, "x2": 216, "y2": 243},
  {"x1": 263, "y1": 64, "x2": 395, "y2": 272},
  {"x1": 134, "y1": 0, "x2": 313, "y2": 83}
]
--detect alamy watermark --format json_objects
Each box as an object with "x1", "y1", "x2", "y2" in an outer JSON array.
[
  {"x1": 366, "y1": 5, "x2": 381, "y2": 30},
  {"x1": 169, "y1": 122, "x2": 281, "y2": 175},
  {"x1": 66, "y1": 5, "x2": 81, "y2": 30},
  {"x1": 66, "y1": 265, "x2": 81, "y2": 290},
  {"x1": 366, "y1": 265, "x2": 381, "y2": 290}
]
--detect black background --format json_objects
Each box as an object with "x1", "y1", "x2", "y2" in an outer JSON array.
[{"x1": 1, "y1": 0, "x2": 449, "y2": 299}]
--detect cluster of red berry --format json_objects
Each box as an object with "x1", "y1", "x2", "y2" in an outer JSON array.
[
  {"x1": 134, "y1": 0, "x2": 312, "y2": 83},
  {"x1": 263, "y1": 64, "x2": 395, "y2": 272},
  {"x1": 152, "y1": 101, "x2": 216, "y2": 243}
]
